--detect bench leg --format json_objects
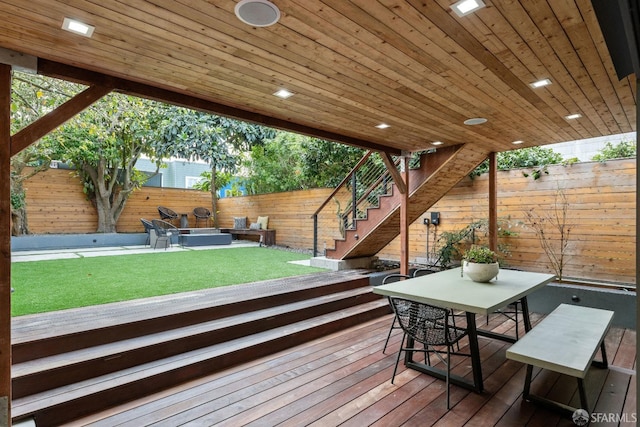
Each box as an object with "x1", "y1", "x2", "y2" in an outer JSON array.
[
  {"x1": 522, "y1": 364, "x2": 583, "y2": 417},
  {"x1": 523, "y1": 364, "x2": 533, "y2": 401},
  {"x1": 577, "y1": 378, "x2": 590, "y2": 414},
  {"x1": 522, "y1": 351, "x2": 611, "y2": 418}
]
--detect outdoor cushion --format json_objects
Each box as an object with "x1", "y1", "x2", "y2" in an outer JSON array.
[
  {"x1": 233, "y1": 217, "x2": 247, "y2": 229},
  {"x1": 249, "y1": 222, "x2": 261, "y2": 230},
  {"x1": 257, "y1": 216, "x2": 269, "y2": 230}
]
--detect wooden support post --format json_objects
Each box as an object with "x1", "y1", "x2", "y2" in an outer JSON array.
[
  {"x1": 488, "y1": 152, "x2": 498, "y2": 252},
  {"x1": 636, "y1": 75, "x2": 640, "y2": 404},
  {"x1": 400, "y1": 155, "x2": 409, "y2": 275},
  {"x1": 0, "y1": 63, "x2": 11, "y2": 425}
]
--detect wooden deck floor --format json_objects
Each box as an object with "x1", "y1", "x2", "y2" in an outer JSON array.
[{"x1": 68, "y1": 311, "x2": 636, "y2": 426}]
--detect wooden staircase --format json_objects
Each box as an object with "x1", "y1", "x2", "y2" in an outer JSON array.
[
  {"x1": 326, "y1": 144, "x2": 490, "y2": 260},
  {"x1": 11, "y1": 271, "x2": 388, "y2": 426}
]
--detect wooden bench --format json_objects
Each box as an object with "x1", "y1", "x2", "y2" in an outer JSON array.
[
  {"x1": 219, "y1": 228, "x2": 276, "y2": 246},
  {"x1": 506, "y1": 303, "x2": 613, "y2": 416}
]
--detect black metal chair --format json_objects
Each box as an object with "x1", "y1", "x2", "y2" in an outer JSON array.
[
  {"x1": 381, "y1": 273, "x2": 411, "y2": 354},
  {"x1": 151, "y1": 219, "x2": 180, "y2": 249},
  {"x1": 157, "y1": 206, "x2": 178, "y2": 225},
  {"x1": 140, "y1": 218, "x2": 154, "y2": 247},
  {"x1": 193, "y1": 207, "x2": 212, "y2": 228},
  {"x1": 412, "y1": 267, "x2": 434, "y2": 277},
  {"x1": 413, "y1": 267, "x2": 460, "y2": 350},
  {"x1": 390, "y1": 297, "x2": 469, "y2": 409}
]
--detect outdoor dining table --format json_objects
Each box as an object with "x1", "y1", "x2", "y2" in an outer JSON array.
[{"x1": 373, "y1": 267, "x2": 556, "y2": 393}]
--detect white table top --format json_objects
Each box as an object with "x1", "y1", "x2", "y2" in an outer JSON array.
[{"x1": 373, "y1": 267, "x2": 556, "y2": 315}]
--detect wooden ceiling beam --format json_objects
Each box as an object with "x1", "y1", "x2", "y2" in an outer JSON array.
[
  {"x1": 10, "y1": 84, "x2": 113, "y2": 156},
  {"x1": 37, "y1": 59, "x2": 402, "y2": 156}
]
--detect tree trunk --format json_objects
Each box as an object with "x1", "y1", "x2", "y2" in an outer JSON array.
[
  {"x1": 94, "y1": 191, "x2": 118, "y2": 233},
  {"x1": 10, "y1": 207, "x2": 28, "y2": 236}
]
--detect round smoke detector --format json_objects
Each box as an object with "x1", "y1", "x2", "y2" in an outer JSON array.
[{"x1": 235, "y1": 0, "x2": 281, "y2": 27}]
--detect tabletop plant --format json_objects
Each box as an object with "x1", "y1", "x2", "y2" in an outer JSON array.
[
  {"x1": 462, "y1": 246, "x2": 498, "y2": 264},
  {"x1": 462, "y1": 246, "x2": 499, "y2": 282}
]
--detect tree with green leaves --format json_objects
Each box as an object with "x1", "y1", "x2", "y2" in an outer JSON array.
[
  {"x1": 299, "y1": 137, "x2": 365, "y2": 188},
  {"x1": 48, "y1": 94, "x2": 165, "y2": 232},
  {"x1": 243, "y1": 132, "x2": 306, "y2": 194},
  {"x1": 155, "y1": 107, "x2": 274, "y2": 226},
  {"x1": 243, "y1": 132, "x2": 365, "y2": 194},
  {"x1": 9, "y1": 72, "x2": 83, "y2": 235}
]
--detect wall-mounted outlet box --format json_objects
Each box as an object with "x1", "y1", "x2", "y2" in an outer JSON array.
[{"x1": 430, "y1": 212, "x2": 440, "y2": 225}]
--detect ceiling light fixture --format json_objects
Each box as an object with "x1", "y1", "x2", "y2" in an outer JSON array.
[
  {"x1": 62, "y1": 17, "x2": 95, "y2": 37},
  {"x1": 431, "y1": 141, "x2": 444, "y2": 146},
  {"x1": 376, "y1": 123, "x2": 390, "y2": 129},
  {"x1": 565, "y1": 113, "x2": 582, "y2": 120},
  {"x1": 235, "y1": 0, "x2": 281, "y2": 27},
  {"x1": 530, "y1": 78, "x2": 552, "y2": 88},
  {"x1": 464, "y1": 117, "x2": 487, "y2": 125},
  {"x1": 451, "y1": 0, "x2": 485, "y2": 17},
  {"x1": 273, "y1": 89, "x2": 293, "y2": 99},
  {"x1": 512, "y1": 140, "x2": 524, "y2": 145}
]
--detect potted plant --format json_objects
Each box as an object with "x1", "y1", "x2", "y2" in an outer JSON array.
[{"x1": 462, "y1": 246, "x2": 499, "y2": 282}]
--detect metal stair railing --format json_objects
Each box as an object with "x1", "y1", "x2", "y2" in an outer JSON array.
[{"x1": 312, "y1": 151, "x2": 400, "y2": 256}]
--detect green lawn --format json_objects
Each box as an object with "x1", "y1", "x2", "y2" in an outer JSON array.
[{"x1": 11, "y1": 247, "x2": 327, "y2": 316}]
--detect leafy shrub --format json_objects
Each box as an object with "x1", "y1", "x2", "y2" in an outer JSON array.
[
  {"x1": 591, "y1": 141, "x2": 636, "y2": 161},
  {"x1": 470, "y1": 147, "x2": 563, "y2": 179}
]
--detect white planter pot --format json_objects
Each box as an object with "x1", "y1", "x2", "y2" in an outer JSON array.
[{"x1": 464, "y1": 261, "x2": 499, "y2": 283}]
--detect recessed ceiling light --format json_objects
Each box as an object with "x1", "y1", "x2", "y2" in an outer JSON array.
[
  {"x1": 451, "y1": 0, "x2": 485, "y2": 17},
  {"x1": 565, "y1": 113, "x2": 582, "y2": 120},
  {"x1": 273, "y1": 89, "x2": 293, "y2": 99},
  {"x1": 376, "y1": 123, "x2": 390, "y2": 129},
  {"x1": 431, "y1": 141, "x2": 444, "y2": 146},
  {"x1": 530, "y1": 78, "x2": 552, "y2": 88},
  {"x1": 512, "y1": 140, "x2": 524, "y2": 145},
  {"x1": 464, "y1": 117, "x2": 487, "y2": 125},
  {"x1": 62, "y1": 17, "x2": 95, "y2": 37},
  {"x1": 235, "y1": 0, "x2": 281, "y2": 27}
]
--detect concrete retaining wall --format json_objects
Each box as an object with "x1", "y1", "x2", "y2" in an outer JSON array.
[{"x1": 11, "y1": 233, "x2": 147, "y2": 251}]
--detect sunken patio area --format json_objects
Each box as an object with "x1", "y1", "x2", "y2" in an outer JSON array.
[{"x1": 65, "y1": 310, "x2": 635, "y2": 426}]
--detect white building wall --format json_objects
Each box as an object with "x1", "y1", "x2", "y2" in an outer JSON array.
[{"x1": 543, "y1": 132, "x2": 636, "y2": 161}]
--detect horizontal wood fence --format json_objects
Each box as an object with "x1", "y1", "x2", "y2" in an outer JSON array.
[
  {"x1": 21, "y1": 159, "x2": 636, "y2": 286},
  {"x1": 378, "y1": 159, "x2": 636, "y2": 286}
]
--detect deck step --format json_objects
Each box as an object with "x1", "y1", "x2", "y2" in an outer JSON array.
[
  {"x1": 12, "y1": 271, "x2": 370, "y2": 362},
  {"x1": 12, "y1": 300, "x2": 389, "y2": 426},
  {"x1": 12, "y1": 286, "x2": 379, "y2": 397},
  {"x1": 11, "y1": 271, "x2": 390, "y2": 426}
]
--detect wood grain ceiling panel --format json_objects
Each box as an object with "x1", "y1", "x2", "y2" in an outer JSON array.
[{"x1": 0, "y1": 0, "x2": 634, "y2": 155}]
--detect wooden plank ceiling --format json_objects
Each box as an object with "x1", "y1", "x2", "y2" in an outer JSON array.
[{"x1": 0, "y1": 0, "x2": 635, "y2": 155}]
